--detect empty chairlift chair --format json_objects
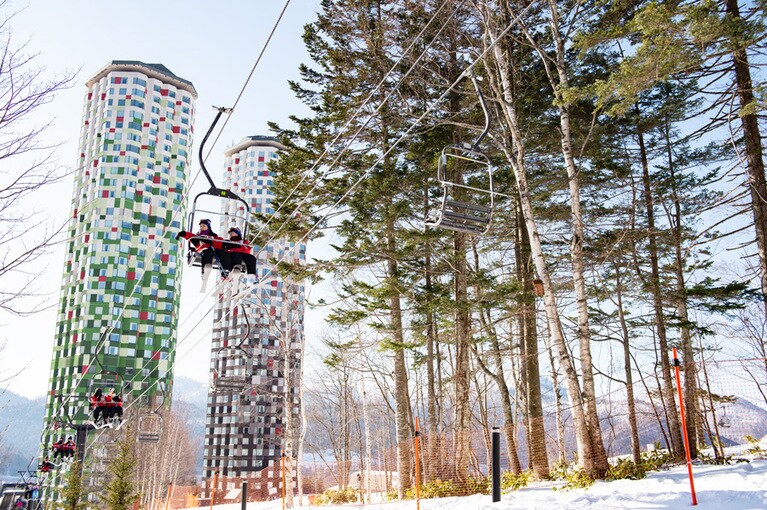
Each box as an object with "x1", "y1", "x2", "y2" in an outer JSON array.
[
  {"x1": 424, "y1": 71, "x2": 495, "y2": 235},
  {"x1": 718, "y1": 406, "x2": 731, "y2": 429},
  {"x1": 137, "y1": 382, "x2": 167, "y2": 443},
  {"x1": 213, "y1": 305, "x2": 252, "y2": 391},
  {"x1": 425, "y1": 145, "x2": 494, "y2": 234}
]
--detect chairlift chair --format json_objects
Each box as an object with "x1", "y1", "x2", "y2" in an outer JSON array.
[
  {"x1": 718, "y1": 406, "x2": 731, "y2": 428},
  {"x1": 137, "y1": 382, "x2": 167, "y2": 443},
  {"x1": 424, "y1": 71, "x2": 494, "y2": 235},
  {"x1": 87, "y1": 332, "x2": 127, "y2": 430},
  {"x1": 425, "y1": 145, "x2": 494, "y2": 234},
  {"x1": 186, "y1": 107, "x2": 251, "y2": 273},
  {"x1": 212, "y1": 305, "x2": 252, "y2": 391}
]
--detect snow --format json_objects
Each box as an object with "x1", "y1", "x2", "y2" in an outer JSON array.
[{"x1": 184, "y1": 458, "x2": 767, "y2": 510}]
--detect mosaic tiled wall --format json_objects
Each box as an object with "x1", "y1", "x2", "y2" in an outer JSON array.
[
  {"x1": 43, "y1": 62, "x2": 197, "y2": 446},
  {"x1": 202, "y1": 138, "x2": 306, "y2": 490}
]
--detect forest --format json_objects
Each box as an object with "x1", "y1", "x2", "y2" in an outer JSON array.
[{"x1": 258, "y1": 0, "x2": 767, "y2": 501}]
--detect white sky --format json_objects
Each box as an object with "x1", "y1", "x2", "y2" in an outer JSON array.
[{"x1": 0, "y1": 0, "x2": 326, "y2": 398}]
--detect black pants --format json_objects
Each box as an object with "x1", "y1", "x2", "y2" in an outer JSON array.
[
  {"x1": 228, "y1": 252, "x2": 257, "y2": 275},
  {"x1": 200, "y1": 248, "x2": 230, "y2": 272},
  {"x1": 106, "y1": 405, "x2": 123, "y2": 420}
]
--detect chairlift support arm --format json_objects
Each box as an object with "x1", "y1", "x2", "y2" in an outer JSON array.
[{"x1": 469, "y1": 72, "x2": 490, "y2": 151}]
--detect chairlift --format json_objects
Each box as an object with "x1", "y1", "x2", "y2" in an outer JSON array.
[
  {"x1": 718, "y1": 406, "x2": 731, "y2": 429},
  {"x1": 186, "y1": 106, "x2": 251, "y2": 273},
  {"x1": 212, "y1": 305, "x2": 252, "y2": 391},
  {"x1": 137, "y1": 382, "x2": 166, "y2": 443},
  {"x1": 87, "y1": 330, "x2": 127, "y2": 430},
  {"x1": 425, "y1": 71, "x2": 494, "y2": 235}
]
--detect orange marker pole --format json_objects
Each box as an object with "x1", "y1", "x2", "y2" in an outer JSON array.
[
  {"x1": 209, "y1": 471, "x2": 219, "y2": 510},
  {"x1": 281, "y1": 450, "x2": 286, "y2": 510},
  {"x1": 164, "y1": 482, "x2": 173, "y2": 510},
  {"x1": 414, "y1": 417, "x2": 421, "y2": 510},
  {"x1": 673, "y1": 348, "x2": 697, "y2": 506}
]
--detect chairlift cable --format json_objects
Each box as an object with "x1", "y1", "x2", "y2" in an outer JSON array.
[
  {"x1": 181, "y1": 0, "x2": 540, "y2": 359},
  {"x1": 38, "y1": 0, "x2": 297, "y2": 453},
  {"x1": 43, "y1": 2, "x2": 534, "y2": 487},
  {"x1": 249, "y1": 0, "x2": 466, "y2": 240}
]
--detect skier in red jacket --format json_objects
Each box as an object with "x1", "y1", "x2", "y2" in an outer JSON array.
[
  {"x1": 176, "y1": 219, "x2": 228, "y2": 292},
  {"x1": 223, "y1": 227, "x2": 257, "y2": 276}
]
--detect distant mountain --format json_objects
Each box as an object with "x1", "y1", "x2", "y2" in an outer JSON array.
[
  {"x1": 172, "y1": 375, "x2": 208, "y2": 410},
  {"x1": 598, "y1": 395, "x2": 767, "y2": 455},
  {"x1": 0, "y1": 376, "x2": 211, "y2": 478},
  {"x1": 0, "y1": 390, "x2": 45, "y2": 476},
  {"x1": 171, "y1": 376, "x2": 209, "y2": 476}
]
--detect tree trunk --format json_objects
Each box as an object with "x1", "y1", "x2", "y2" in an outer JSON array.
[
  {"x1": 544, "y1": 0, "x2": 608, "y2": 476},
  {"x1": 545, "y1": 335, "x2": 567, "y2": 465},
  {"x1": 453, "y1": 229, "x2": 472, "y2": 482},
  {"x1": 636, "y1": 122, "x2": 685, "y2": 460},
  {"x1": 475, "y1": 301, "x2": 522, "y2": 474},
  {"x1": 662, "y1": 117, "x2": 700, "y2": 459},
  {"x1": 386, "y1": 216, "x2": 412, "y2": 497},
  {"x1": 699, "y1": 348, "x2": 725, "y2": 461},
  {"x1": 424, "y1": 185, "x2": 438, "y2": 484},
  {"x1": 614, "y1": 261, "x2": 642, "y2": 464},
  {"x1": 726, "y1": 0, "x2": 767, "y2": 323},
  {"x1": 485, "y1": 20, "x2": 596, "y2": 475},
  {"x1": 515, "y1": 194, "x2": 549, "y2": 477}
]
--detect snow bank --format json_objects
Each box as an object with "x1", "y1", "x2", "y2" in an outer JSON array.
[{"x1": 183, "y1": 459, "x2": 767, "y2": 510}]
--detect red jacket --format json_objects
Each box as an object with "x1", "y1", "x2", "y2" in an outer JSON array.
[
  {"x1": 181, "y1": 230, "x2": 223, "y2": 253},
  {"x1": 224, "y1": 238, "x2": 252, "y2": 254}
]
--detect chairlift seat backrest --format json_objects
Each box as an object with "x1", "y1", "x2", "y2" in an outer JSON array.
[
  {"x1": 214, "y1": 351, "x2": 249, "y2": 389},
  {"x1": 89, "y1": 373, "x2": 123, "y2": 401},
  {"x1": 137, "y1": 414, "x2": 162, "y2": 443},
  {"x1": 212, "y1": 304, "x2": 252, "y2": 391},
  {"x1": 425, "y1": 145, "x2": 494, "y2": 235}
]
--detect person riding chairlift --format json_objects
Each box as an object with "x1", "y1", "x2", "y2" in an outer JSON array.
[
  {"x1": 176, "y1": 219, "x2": 227, "y2": 292},
  {"x1": 63, "y1": 436, "x2": 75, "y2": 458},
  {"x1": 52, "y1": 437, "x2": 65, "y2": 460},
  {"x1": 90, "y1": 388, "x2": 105, "y2": 424},
  {"x1": 223, "y1": 227, "x2": 257, "y2": 277},
  {"x1": 105, "y1": 388, "x2": 123, "y2": 422},
  {"x1": 40, "y1": 457, "x2": 55, "y2": 473}
]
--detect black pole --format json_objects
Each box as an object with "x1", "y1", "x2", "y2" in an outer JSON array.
[
  {"x1": 198, "y1": 107, "x2": 228, "y2": 191},
  {"x1": 75, "y1": 427, "x2": 88, "y2": 465},
  {"x1": 492, "y1": 427, "x2": 501, "y2": 502},
  {"x1": 241, "y1": 481, "x2": 247, "y2": 510}
]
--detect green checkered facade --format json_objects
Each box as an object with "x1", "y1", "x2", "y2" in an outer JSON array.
[{"x1": 43, "y1": 62, "x2": 197, "y2": 443}]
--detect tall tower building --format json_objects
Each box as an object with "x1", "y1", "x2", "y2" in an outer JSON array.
[
  {"x1": 202, "y1": 137, "x2": 306, "y2": 500},
  {"x1": 43, "y1": 61, "x2": 196, "y2": 452}
]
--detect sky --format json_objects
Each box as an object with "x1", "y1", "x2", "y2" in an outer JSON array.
[{"x1": 0, "y1": 0, "x2": 326, "y2": 398}]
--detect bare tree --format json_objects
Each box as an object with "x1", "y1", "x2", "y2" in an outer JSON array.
[
  {"x1": 0, "y1": 3, "x2": 75, "y2": 315},
  {"x1": 134, "y1": 407, "x2": 198, "y2": 509}
]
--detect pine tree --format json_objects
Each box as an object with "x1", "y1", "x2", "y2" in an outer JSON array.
[
  {"x1": 102, "y1": 433, "x2": 139, "y2": 510},
  {"x1": 56, "y1": 461, "x2": 89, "y2": 510}
]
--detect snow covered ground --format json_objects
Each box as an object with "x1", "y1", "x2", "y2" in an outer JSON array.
[{"x1": 185, "y1": 458, "x2": 767, "y2": 510}]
